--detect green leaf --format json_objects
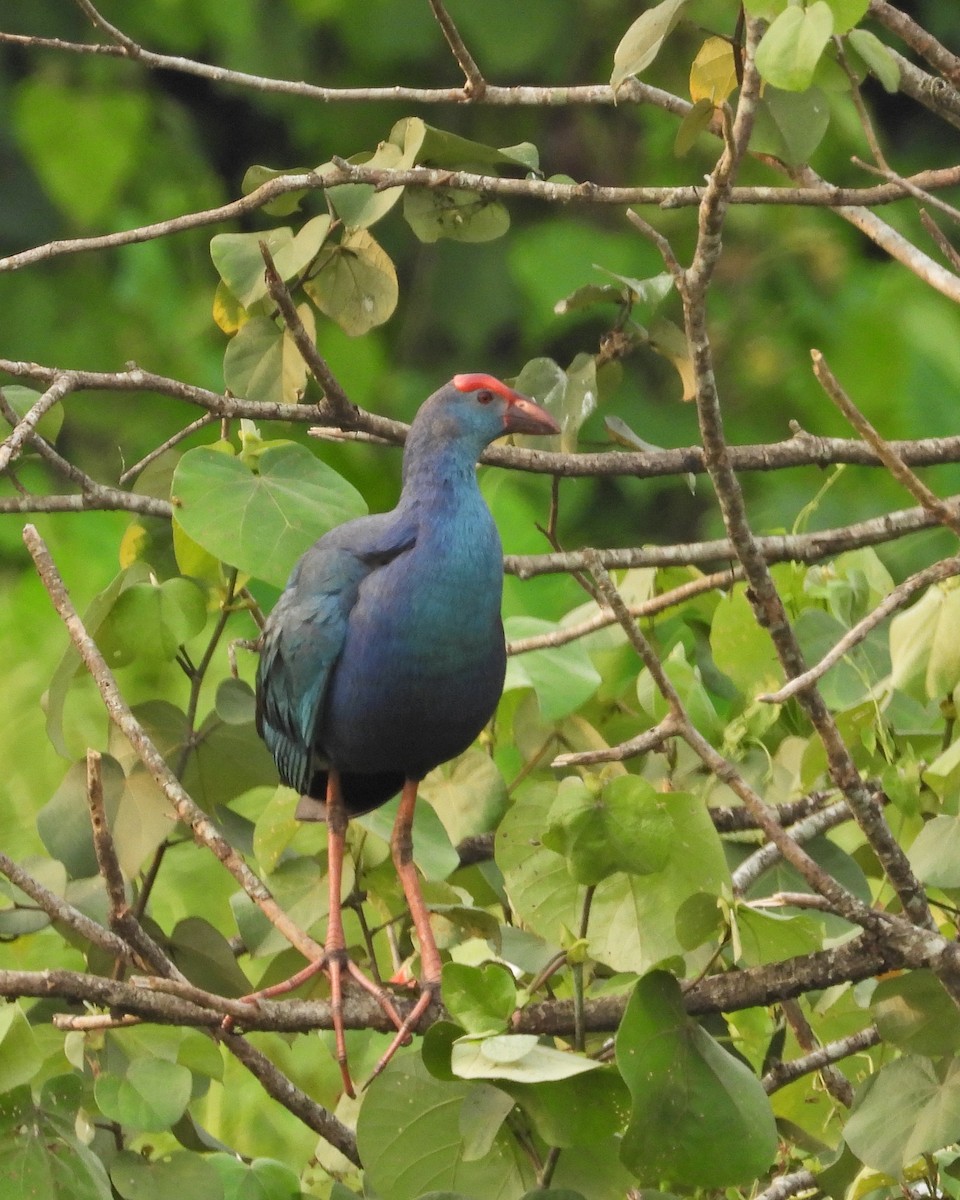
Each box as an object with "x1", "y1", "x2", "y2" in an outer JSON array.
[
  {"x1": 507, "y1": 1070, "x2": 631, "y2": 1149},
  {"x1": 210, "y1": 216, "x2": 331, "y2": 309},
  {"x1": 241, "y1": 163, "x2": 310, "y2": 216},
  {"x1": 734, "y1": 907, "x2": 822, "y2": 966},
  {"x1": 610, "y1": 0, "x2": 691, "y2": 93},
  {"x1": 111, "y1": 1149, "x2": 226, "y2": 1200},
  {"x1": 0, "y1": 1087, "x2": 113, "y2": 1199},
  {"x1": 873, "y1": 971, "x2": 960, "y2": 1056},
  {"x1": 172, "y1": 442, "x2": 366, "y2": 587},
  {"x1": 14, "y1": 80, "x2": 149, "y2": 225},
  {"x1": 742, "y1": 0, "x2": 789, "y2": 16},
  {"x1": 542, "y1": 775, "x2": 672, "y2": 885},
  {"x1": 303, "y1": 228, "x2": 398, "y2": 336},
  {"x1": 404, "y1": 187, "x2": 510, "y2": 244},
  {"x1": 889, "y1": 584, "x2": 943, "y2": 698},
  {"x1": 751, "y1": 85, "x2": 832, "y2": 163},
  {"x1": 844, "y1": 1055, "x2": 960, "y2": 1177},
  {"x1": 1, "y1": 384, "x2": 65, "y2": 443},
  {"x1": 908, "y1": 814, "x2": 960, "y2": 887},
  {"x1": 215, "y1": 678, "x2": 257, "y2": 726},
  {"x1": 497, "y1": 784, "x2": 729, "y2": 973},
  {"x1": 0, "y1": 1005, "x2": 42, "y2": 1093},
  {"x1": 826, "y1": 0, "x2": 869, "y2": 34},
  {"x1": 358, "y1": 1052, "x2": 531, "y2": 1199},
  {"x1": 419, "y1": 749, "x2": 508, "y2": 845},
  {"x1": 97, "y1": 577, "x2": 208, "y2": 666},
  {"x1": 326, "y1": 117, "x2": 426, "y2": 228},
  {"x1": 504, "y1": 616, "x2": 601, "y2": 719},
  {"x1": 674, "y1": 97, "x2": 717, "y2": 156},
  {"x1": 616, "y1": 972, "x2": 778, "y2": 1186},
  {"x1": 459, "y1": 1083, "x2": 515, "y2": 1161},
  {"x1": 169, "y1": 917, "x2": 252, "y2": 997},
  {"x1": 922, "y1": 739, "x2": 960, "y2": 801},
  {"x1": 754, "y1": 3, "x2": 835, "y2": 92},
  {"x1": 847, "y1": 28, "x2": 900, "y2": 92},
  {"x1": 222, "y1": 308, "x2": 315, "y2": 404},
  {"x1": 37, "y1": 756, "x2": 126, "y2": 879},
  {"x1": 442, "y1": 962, "x2": 517, "y2": 1035},
  {"x1": 95, "y1": 1057, "x2": 192, "y2": 1131},
  {"x1": 405, "y1": 117, "x2": 538, "y2": 171},
  {"x1": 357, "y1": 793, "x2": 460, "y2": 882},
  {"x1": 711, "y1": 585, "x2": 783, "y2": 696},
  {"x1": 451, "y1": 1034, "x2": 602, "y2": 1083}
]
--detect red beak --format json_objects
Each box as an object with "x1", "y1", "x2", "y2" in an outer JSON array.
[{"x1": 502, "y1": 395, "x2": 561, "y2": 437}]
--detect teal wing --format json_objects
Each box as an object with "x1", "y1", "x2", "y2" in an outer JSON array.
[{"x1": 255, "y1": 513, "x2": 416, "y2": 795}]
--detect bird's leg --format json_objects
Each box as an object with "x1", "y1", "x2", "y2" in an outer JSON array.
[
  {"x1": 225, "y1": 771, "x2": 406, "y2": 1099},
  {"x1": 324, "y1": 770, "x2": 413, "y2": 1096},
  {"x1": 367, "y1": 777, "x2": 441, "y2": 1084},
  {"x1": 322, "y1": 772, "x2": 354, "y2": 1093}
]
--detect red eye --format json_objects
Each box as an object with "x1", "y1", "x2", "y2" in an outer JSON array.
[{"x1": 477, "y1": 390, "x2": 494, "y2": 405}]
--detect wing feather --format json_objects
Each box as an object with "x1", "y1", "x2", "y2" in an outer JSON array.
[{"x1": 255, "y1": 513, "x2": 416, "y2": 795}]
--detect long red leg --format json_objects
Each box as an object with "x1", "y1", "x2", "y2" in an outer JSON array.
[
  {"x1": 367, "y1": 777, "x2": 441, "y2": 1084},
  {"x1": 226, "y1": 770, "x2": 405, "y2": 1098}
]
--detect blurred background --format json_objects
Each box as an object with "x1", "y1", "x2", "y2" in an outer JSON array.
[{"x1": 2, "y1": 0, "x2": 960, "y2": 852}]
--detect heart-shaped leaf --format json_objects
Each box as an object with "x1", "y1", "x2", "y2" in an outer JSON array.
[{"x1": 172, "y1": 442, "x2": 366, "y2": 587}]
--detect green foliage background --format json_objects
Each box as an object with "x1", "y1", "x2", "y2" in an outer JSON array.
[{"x1": 4, "y1": 1, "x2": 960, "y2": 1198}]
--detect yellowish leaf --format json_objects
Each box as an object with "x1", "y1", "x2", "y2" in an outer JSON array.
[{"x1": 690, "y1": 36, "x2": 738, "y2": 104}]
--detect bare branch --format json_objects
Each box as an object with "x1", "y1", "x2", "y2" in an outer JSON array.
[
  {"x1": 762, "y1": 1020, "x2": 880, "y2": 1096},
  {"x1": 779, "y1": 997, "x2": 855, "y2": 1106},
  {"x1": 552, "y1": 713, "x2": 681, "y2": 767},
  {"x1": 507, "y1": 499, "x2": 946, "y2": 577},
  {"x1": 869, "y1": 0, "x2": 960, "y2": 87},
  {"x1": 732, "y1": 801, "x2": 852, "y2": 895},
  {"x1": 119, "y1": 413, "x2": 218, "y2": 485},
  {"x1": 812, "y1": 349, "x2": 960, "y2": 535},
  {"x1": 6, "y1": 161, "x2": 960, "y2": 275},
  {"x1": 761, "y1": 554, "x2": 960, "y2": 704},
  {"x1": 0, "y1": 849, "x2": 131, "y2": 960},
  {"x1": 853, "y1": 156, "x2": 960, "y2": 224},
  {"x1": 0, "y1": 375, "x2": 75, "y2": 474},
  {"x1": 22, "y1": 524, "x2": 328, "y2": 969},
  {"x1": 259, "y1": 244, "x2": 354, "y2": 422},
  {"x1": 792, "y1": 164, "x2": 960, "y2": 303},
  {"x1": 754, "y1": 1170, "x2": 818, "y2": 1200},
  {"x1": 508, "y1": 567, "x2": 742, "y2": 655},
  {"x1": 427, "y1": 0, "x2": 486, "y2": 96}
]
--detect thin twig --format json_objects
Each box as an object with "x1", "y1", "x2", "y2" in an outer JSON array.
[
  {"x1": 919, "y1": 208, "x2": 960, "y2": 271},
  {"x1": 852, "y1": 157, "x2": 960, "y2": 224},
  {"x1": 6, "y1": 162, "x2": 960, "y2": 275},
  {"x1": 761, "y1": 1024, "x2": 881, "y2": 1094},
  {"x1": 118, "y1": 413, "x2": 218, "y2": 485},
  {"x1": 0, "y1": 375, "x2": 75, "y2": 473},
  {"x1": 812, "y1": 349, "x2": 960, "y2": 536},
  {"x1": 760, "y1": 554, "x2": 960, "y2": 704},
  {"x1": 0, "y1": 850, "x2": 130, "y2": 960},
  {"x1": 260, "y1": 243, "x2": 354, "y2": 422},
  {"x1": 732, "y1": 801, "x2": 852, "y2": 895},
  {"x1": 22, "y1": 523, "x2": 328, "y2": 969},
  {"x1": 508, "y1": 567, "x2": 741, "y2": 655},
  {"x1": 427, "y1": 0, "x2": 486, "y2": 96},
  {"x1": 779, "y1": 997, "x2": 854, "y2": 1106},
  {"x1": 551, "y1": 714, "x2": 680, "y2": 767}
]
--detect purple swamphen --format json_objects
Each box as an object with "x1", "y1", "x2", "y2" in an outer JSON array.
[{"x1": 255, "y1": 374, "x2": 559, "y2": 1091}]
